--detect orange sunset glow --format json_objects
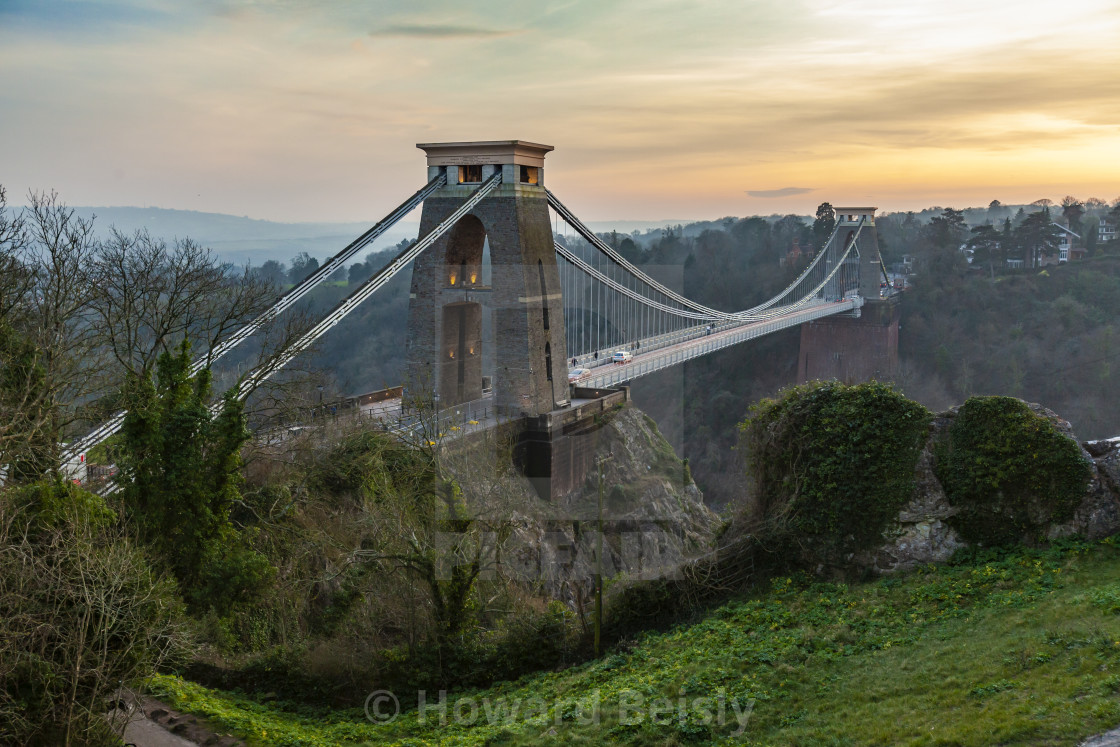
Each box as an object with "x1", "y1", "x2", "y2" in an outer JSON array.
[{"x1": 1, "y1": 0, "x2": 1118, "y2": 221}]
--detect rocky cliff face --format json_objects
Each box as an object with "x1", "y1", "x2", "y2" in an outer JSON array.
[
  {"x1": 450, "y1": 397, "x2": 1117, "y2": 589},
  {"x1": 865, "y1": 402, "x2": 1120, "y2": 575},
  {"x1": 449, "y1": 405, "x2": 720, "y2": 600},
  {"x1": 1081, "y1": 436, "x2": 1120, "y2": 536}
]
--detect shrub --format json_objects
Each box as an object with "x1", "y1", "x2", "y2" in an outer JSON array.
[
  {"x1": 604, "y1": 577, "x2": 685, "y2": 640},
  {"x1": 738, "y1": 380, "x2": 932, "y2": 567},
  {"x1": 0, "y1": 483, "x2": 189, "y2": 745},
  {"x1": 372, "y1": 602, "x2": 581, "y2": 700},
  {"x1": 193, "y1": 528, "x2": 276, "y2": 616},
  {"x1": 935, "y1": 396, "x2": 1092, "y2": 545},
  {"x1": 18, "y1": 478, "x2": 117, "y2": 530},
  {"x1": 487, "y1": 601, "x2": 579, "y2": 677},
  {"x1": 308, "y1": 428, "x2": 433, "y2": 501}
]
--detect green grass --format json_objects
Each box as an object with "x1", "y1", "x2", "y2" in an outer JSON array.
[{"x1": 150, "y1": 539, "x2": 1120, "y2": 746}]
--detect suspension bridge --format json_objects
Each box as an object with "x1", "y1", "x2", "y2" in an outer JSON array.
[{"x1": 63, "y1": 140, "x2": 898, "y2": 496}]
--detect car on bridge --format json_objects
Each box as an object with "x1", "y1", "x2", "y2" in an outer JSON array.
[
  {"x1": 568, "y1": 367, "x2": 591, "y2": 383},
  {"x1": 611, "y1": 350, "x2": 633, "y2": 364}
]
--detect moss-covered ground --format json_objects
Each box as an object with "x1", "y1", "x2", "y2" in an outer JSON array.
[{"x1": 150, "y1": 538, "x2": 1120, "y2": 746}]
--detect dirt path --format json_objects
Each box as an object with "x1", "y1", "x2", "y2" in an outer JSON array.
[
  {"x1": 1083, "y1": 727, "x2": 1120, "y2": 747},
  {"x1": 117, "y1": 694, "x2": 243, "y2": 747},
  {"x1": 122, "y1": 714, "x2": 197, "y2": 747}
]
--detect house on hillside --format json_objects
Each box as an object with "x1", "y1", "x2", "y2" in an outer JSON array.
[
  {"x1": 1100, "y1": 217, "x2": 1117, "y2": 244},
  {"x1": 1052, "y1": 222, "x2": 1081, "y2": 263},
  {"x1": 781, "y1": 237, "x2": 815, "y2": 267},
  {"x1": 781, "y1": 238, "x2": 803, "y2": 268}
]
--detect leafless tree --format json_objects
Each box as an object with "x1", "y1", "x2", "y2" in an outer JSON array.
[
  {"x1": 0, "y1": 190, "x2": 103, "y2": 478},
  {"x1": 87, "y1": 227, "x2": 320, "y2": 441},
  {"x1": 0, "y1": 489, "x2": 189, "y2": 745},
  {"x1": 88, "y1": 228, "x2": 280, "y2": 379},
  {"x1": 1, "y1": 184, "x2": 317, "y2": 480},
  {"x1": 0, "y1": 186, "x2": 32, "y2": 321},
  {"x1": 0, "y1": 187, "x2": 38, "y2": 477}
]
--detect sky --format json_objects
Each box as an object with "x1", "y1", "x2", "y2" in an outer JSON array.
[{"x1": 1, "y1": 0, "x2": 1119, "y2": 223}]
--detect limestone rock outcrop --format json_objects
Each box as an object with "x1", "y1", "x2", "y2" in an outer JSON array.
[
  {"x1": 451, "y1": 405, "x2": 719, "y2": 599},
  {"x1": 862, "y1": 420, "x2": 966, "y2": 574},
  {"x1": 1067, "y1": 437, "x2": 1120, "y2": 540},
  {"x1": 866, "y1": 401, "x2": 1120, "y2": 575}
]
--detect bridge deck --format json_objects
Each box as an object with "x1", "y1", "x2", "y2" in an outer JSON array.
[
  {"x1": 357, "y1": 297, "x2": 861, "y2": 436},
  {"x1": 580, "y1": 298, "x2": 861, "y2": 388}
]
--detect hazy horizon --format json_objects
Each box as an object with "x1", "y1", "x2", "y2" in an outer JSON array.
[{"x1": 6, "y1": 196, "x2": 1101, "y2": 233}]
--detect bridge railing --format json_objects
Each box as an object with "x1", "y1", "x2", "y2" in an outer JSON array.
[
  {"x1": 570, "y1": 319, "x2": 731, "y2": 371},
  {"x1": 368, "y1": 394, "x2": 497, "y2": 442},
  {"x1": 587, "y1": 298, "x2": 862, "y2": 387},
  {"x1": 570, "y1": 297, "x2": 840, "y2": 374}
]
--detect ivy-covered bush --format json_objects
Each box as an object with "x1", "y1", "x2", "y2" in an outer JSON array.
[
  {"x1": 935, "y1": 396, "x2": 1092, "y2": 545},
  {"x1": 604, "y1": 576, "x2": 683, "y2": 640},
  {"x1": 118, "y1": 341, "x2": 274, "y2": 619},
  {"x1": 737, "y1": 381, "x2": 932, "y2": 567}
]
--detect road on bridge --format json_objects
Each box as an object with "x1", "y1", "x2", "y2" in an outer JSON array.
[
  {"x1": 354, "y1": 297, "x2": 860, "y2": 434},
  {"x1": 581, "y1": 298, "x2": 861, "y2": 389}
]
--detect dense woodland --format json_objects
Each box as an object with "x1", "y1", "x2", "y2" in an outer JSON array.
[
  {"x1": 0, "y1": 186, "x2": 587, "y2": 743},
  {"x1": 629, "y1": 197, "x2": 1120, "y2": 505},
  {"x1": 271, "y1": 195, "x2": 1120, "y2": 506}
]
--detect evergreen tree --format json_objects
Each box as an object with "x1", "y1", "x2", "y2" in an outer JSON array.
[
  {"x1": 253, "y1": 259, "x2": 287, "y2": 287},
  {"x1": 1002, "y1": 217, "x2": 1014, "y2": 265},
  {"x1": 812, "y1": 202, "x2": 836, "y2": 250},
  {"x1": 1015, "y1": 210, "x2": 1061, "y2": 267},
  {"x1": 1061, "y1": 196, "x2": 1085, "y2": 236},
  {"x1": 924, "y1": 208, "x2": 967, "y2": 250},
  {"x1": 968, "y1": 224, "x2": 1002, "y2": 270},
  {"x1": 287, "y1": 251, "x2": 320, "y2": 284},
  {"x1": 348, "y1": 260, "x2": 368, "y2": 285},
  {"x1": 118, "y1": 340, "x2": 272, "y2": 612},
  {"x1": 617, "y1": 236, "x2": 643, "y2": 264}
]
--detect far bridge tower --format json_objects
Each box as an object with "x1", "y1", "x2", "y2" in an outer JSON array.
[{"x1": 797, "y1": 206, "x2": 900, "y2": 383}]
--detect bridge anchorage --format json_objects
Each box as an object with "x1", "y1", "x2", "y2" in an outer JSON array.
[{"x1": 66, "y1": 138, "x2": 897, "y2": 500}]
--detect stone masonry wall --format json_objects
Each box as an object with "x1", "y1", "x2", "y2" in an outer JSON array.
[
  {"x1": 406, "y1": 188, "x2": 569, "y2": 416},
  {"x1": 797, "y1": 299, "x2": 899, "y2": 384}
]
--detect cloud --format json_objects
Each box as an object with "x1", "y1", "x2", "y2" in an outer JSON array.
[
  {"x1": 746, "y1": 187, "x2": 816, "y2": 198},
  {"x1": 370, "y1": 24, "x2": 523, "y2": 39}
]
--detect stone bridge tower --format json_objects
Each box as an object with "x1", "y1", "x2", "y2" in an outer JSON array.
[
  {"x1": 797, "y1": 207, "x2": 900, "y2": 383},
  {"x1": 405, "y1": 141, "x2": 569, "y2": 417}
]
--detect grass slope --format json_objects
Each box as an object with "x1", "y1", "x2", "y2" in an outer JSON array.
[{"x1": 150, "y1": 539, "x2": 1120, "y2": 746}]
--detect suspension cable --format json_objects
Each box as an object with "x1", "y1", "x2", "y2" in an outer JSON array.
[
  {"x1": 65, "y1": 173, "x2": 452, "y2": 461},
  {"x1": 228, "y1": 171, "x2": 503, "y2": 402},
  {"x1": 547, "y1": 189, "x2": 847, "y2": 320},
  {"x1": 555, "y1": 217, "x2": 866, "y2": 327}
]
